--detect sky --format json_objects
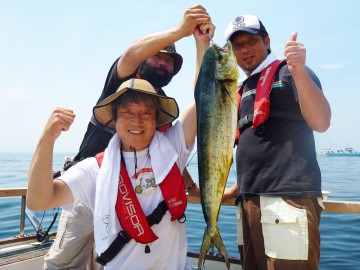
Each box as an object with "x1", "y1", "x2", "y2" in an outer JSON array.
[{"x1": 1, "y1": 0, "x2": 360, "y2": 154}]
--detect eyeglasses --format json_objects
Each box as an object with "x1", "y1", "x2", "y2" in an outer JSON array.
[{"x1": 232, "y1": 36, "x2": 261, "y2": 50}]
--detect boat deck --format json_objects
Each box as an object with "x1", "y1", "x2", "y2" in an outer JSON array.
[{"x1": 0, "y1": 240, "x2": 52, "y2": 267}]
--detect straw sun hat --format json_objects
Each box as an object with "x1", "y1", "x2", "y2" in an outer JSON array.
[{"x1": 93, "y1": 78, "x2": 179, "y2": 128}]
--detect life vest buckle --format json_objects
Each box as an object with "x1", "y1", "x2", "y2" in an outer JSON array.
[
  {"x1": 95, "y1": 256, "x2": 107, "y2": 266},
  {"x1": 178, "y1": 214, "x2": 186, "y2": 224},
  {"x1": 118, "y1": 230, "x2": 131, "y2": 243},
  {"x1": 237, "y1": 114, "x2": 254, "y2": 133}
]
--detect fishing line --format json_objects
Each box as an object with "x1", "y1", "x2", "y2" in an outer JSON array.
[
  {"x1": 229, "y1": 160, "x2": 237, "y2": 178},
  {"x1": 38, "y1": 211, "x2": 45, "y2": 229},
  {"x1": 205, "y1": 31, "x2": 214, "y2": 43},
  {"x1": 36, "y1": 210, "x2": 58, "y2": 242},
  {"x1": 186, "y1": 150, "x2": 197, "y2": 167},
  {"x1": 35, "y1": 207, "x2": 59, "y2": 242}
]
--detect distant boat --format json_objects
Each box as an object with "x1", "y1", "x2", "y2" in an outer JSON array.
[
  {"x1": 317, "y1": 148, "x2": 333, "y2": 155},
  {"x1": 325, "y1": 147, "x2": 360, "y2": 157}
]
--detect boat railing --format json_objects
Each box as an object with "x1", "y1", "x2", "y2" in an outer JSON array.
[
  {"x1": 187, "y1": 195, "x2": 360, "y2": 214},
  {"x1": 1, "y1": 187, "x2": 360, "y2": 243},
  {"x1": 0, "y1": 187, "x2": 27, "y2": 238}
]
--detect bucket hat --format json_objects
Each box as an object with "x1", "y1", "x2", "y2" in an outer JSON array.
[
  {"x1": 93, "y1": 78, "x2": 179, "y2": 128},
  {"x1": 159, "y1": 43, "x2": 183, "y2": 75}
]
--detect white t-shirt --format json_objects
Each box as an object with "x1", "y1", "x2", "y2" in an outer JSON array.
[{"x1": 61, "y1": 121, "x2": 193, "y2": 270}]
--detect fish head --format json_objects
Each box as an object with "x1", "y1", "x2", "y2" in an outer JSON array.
[{"x1": 213, "y1": 40, "x2": 239, "y2": 90}]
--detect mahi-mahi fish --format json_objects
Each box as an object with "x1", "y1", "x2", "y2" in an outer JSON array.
[{"x1": 195, "y1": 40, "x2": 239, "y2": 270}]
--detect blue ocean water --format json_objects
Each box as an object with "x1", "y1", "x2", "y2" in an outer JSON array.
[{"x1": 0, "y1": 152, "x2": 359, "y2": 269}]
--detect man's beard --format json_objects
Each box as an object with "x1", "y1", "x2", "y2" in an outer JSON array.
[{"x1": 138, "y1": 62, "x2": 174, "y2": 89}]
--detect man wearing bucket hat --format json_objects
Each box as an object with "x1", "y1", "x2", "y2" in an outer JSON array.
[
  {"x1": 42, "y1": 44, "x2": 189, "y2": 270},
  {"x1": 38, "y1": 5, "x2": 214, "y2": 269},
  {"x1": 222, "y1": 15, "x2": 331, "y2": 269},
  {"x1": 73, "y1": 4, "x2": 214, "y2": 172},
  {"x1": 28, "y1": 77, "x2": 200, "y2": 269}
]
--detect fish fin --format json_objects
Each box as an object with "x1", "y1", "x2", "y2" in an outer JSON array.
[
  {"x1": 223, "y1": 85, "x2": 236, "y2": 106},
  {"x1": 198, "y1": 228, "x2": 212, "y2": 270},
  {"x1": 213, "y1": 227, "x2": 230, "y2": 269},
  {"x1": 198, "y1": 226, "x2": 230, "y2": 270}
]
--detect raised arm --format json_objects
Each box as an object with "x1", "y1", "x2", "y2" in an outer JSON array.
[
  {"x1": 194, "y1": 21, "x2": 215, "y2": 84},
  {"x1": 117, "y1": 4, "x2": 212, "y2": 79},
  {"x1": 285, "y1": 32, "x2": 331, "y2": 132},
  {"x1": 27, "y1": 108, "x2": 75, "y2": 210}
]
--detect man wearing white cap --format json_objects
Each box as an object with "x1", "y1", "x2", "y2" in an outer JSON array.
[
  {"x1": 223, "y1": 15, "x2": 331, "y2": 269},
  {"x1": 27, "y1": 78, "x2": 201, "y2": 269}
]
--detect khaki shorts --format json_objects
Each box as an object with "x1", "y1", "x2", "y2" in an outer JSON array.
[
  {"x1": 238, "y1": 196, "x2": 323, "y2": 270},
  {"x1": 236, "y1": 204, "x2": 243, "y2": 246},
  {"x1": 43, "y1": 203, "x2": 94, "y2": 270}
]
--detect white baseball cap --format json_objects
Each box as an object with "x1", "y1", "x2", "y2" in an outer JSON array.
[{"x1": 224, "y1": 15, "x2": 268, "y2": 41}]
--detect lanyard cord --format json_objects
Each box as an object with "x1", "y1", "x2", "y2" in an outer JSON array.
[
  {"x1": 120, "y1": 146, "x2": 138, "y2": 179},
  {"x1": 129, "y1": 146, "x2": 138, "y2": 178}
]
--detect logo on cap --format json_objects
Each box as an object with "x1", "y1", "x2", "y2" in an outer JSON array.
[
  {"x1": 233, "y1": 16, "x2": 245, "y2": 25},
  {"x1": 225, "y1": 15, "x2": 268, "y2": 41},
  {"x1": 232, "y1": 16, "x2": 246, "y2": 31}
]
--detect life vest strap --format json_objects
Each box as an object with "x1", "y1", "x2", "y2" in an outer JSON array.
[
  {"x1": 237, "y1": 114, "x2": 254, "y2": 133},
  {"x1": 236, "y1": 59, "x2": 286, "y2": 136},
  {"x1": 95, "y1": 200, "x2": 168, "y2": 266},
  {"x1": 146, "y1": 201, "x2": 168, "y2": 226},
  {"x1": 95, "y1": 231, "x2": 131, "y2": 266}
]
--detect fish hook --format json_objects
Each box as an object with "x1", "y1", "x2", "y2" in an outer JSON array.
[{"x1": 206, "y1": 31, "x2": 214, "y2": 43}]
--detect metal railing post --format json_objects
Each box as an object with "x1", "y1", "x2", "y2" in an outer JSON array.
[{"x1": 20, "y1": 195, "x2": 26, "y2": 237}]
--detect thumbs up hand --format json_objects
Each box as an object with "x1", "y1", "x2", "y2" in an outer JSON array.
[
  {"x1": 284, "y1": 32, "x2": 306, "y2": 73},
  {"x1": 289, "y1": 32, "x2": 298, "y2": 42}
]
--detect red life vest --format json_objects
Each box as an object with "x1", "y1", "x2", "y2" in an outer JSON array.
[
  {"x1": 156, "y1": 124, "x2": 170, "y2": 133},
  {"x1": 235, "y1": 60, "x2": 285, "y2": 143},
  {"x1": 95, "y1": 151, "x2": 187, "y2": 244}
]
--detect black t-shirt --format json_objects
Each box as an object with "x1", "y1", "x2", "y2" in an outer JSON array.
[
  {"x1": 72, "y1": 58, "x2": 167, "y2": 164},
  {"x1": 235, "y1": 64, "x2": 322, "y2": 203}
]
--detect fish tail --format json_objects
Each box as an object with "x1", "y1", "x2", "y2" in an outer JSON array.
[
  {"x1": 198, "y1": 226, "x2": 230, "y2": 270},
  {"x1": 198, "y1": 227, "x2": 211, "y2": 270},
  {"x1": 213, "y1": 226, "x2": 230, "y2": 269}
]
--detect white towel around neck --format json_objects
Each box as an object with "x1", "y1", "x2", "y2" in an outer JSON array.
[{"x1": 94, "y1": 131, "x2": 178, "y2": 254}]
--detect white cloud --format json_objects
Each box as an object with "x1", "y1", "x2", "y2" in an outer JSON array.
[{"x1": 319, "y1": 61, "x2": 347, "y2": 69}]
